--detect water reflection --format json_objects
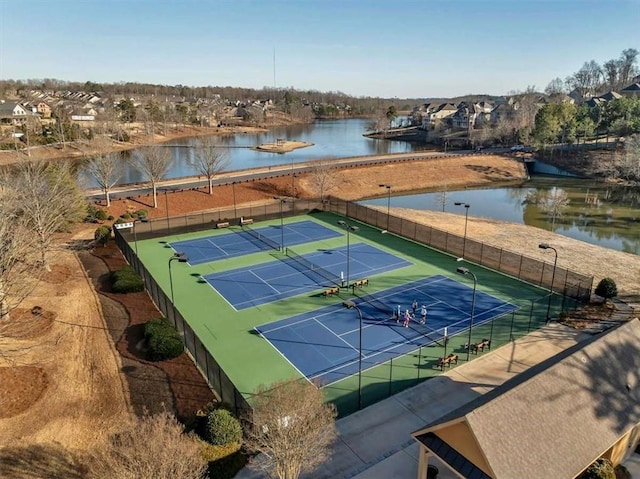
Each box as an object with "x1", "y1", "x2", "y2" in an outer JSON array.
[
  {"x1": 362, "y1": 177, "x2": 640, "y2": 255},
  {"x1": 79, "y1": 118, "x2": 425, "y2": 185}
]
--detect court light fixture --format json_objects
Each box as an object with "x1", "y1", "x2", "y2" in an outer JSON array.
[
  {"x1": 538, "y1": 243, "x2": 558, "y2": 324},
  {"x1": 454, "y1": 202, "x2": 470, "y2": 260},
  {"x1": 342, "y1": 300, "x2": 363, "y2": 410},
  {"x1": 456, "y1": 266, "x2": 477, "y2": 362},
  {"x1": 169, "y1": 252, "x2": 189, "y2": 305},
  {"x1": 378, "y1": 184, "x2": 392, "y2": 233},
  {"x1": 337, "y1": 220, "x2": 359, "y2": 288}
]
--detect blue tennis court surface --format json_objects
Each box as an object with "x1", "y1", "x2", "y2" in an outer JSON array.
[
  {"x1": 169, "y1": 220, "x2": 342, "y2": 265},
  {"x1": 256, "y1": 275, "x2": 518, "y2": 386},
  {"x1": 203, "y1": 243, "x2": 412, "y2": 310}
]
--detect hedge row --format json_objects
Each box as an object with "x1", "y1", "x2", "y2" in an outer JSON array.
[
  {"x1": 111, "y1": 265, "x2": 144, "y2": 293},
  {"x1": 144, "y1": 317, "x2": 184, "y2": 361}
]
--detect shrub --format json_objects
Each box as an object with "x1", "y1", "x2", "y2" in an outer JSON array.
[
  {"x1": 595, "y1": 278, "x2": 618, "y2": 299},
  {"x1": 107, "y1": 215, "x2": 114, "y2": 221},
  {"x1": 205, "y1": 409, "x2": 243, "y2": 446},
  {"x1": 134, "y1": 209, "x2": 148, "y2": 219},
  {"x1": 121, "y1": 212, "x2": 132, "y2": 220},
  {"x1": 94, "y1": 225, "x2": 111, "y2": 246},
  {"x1": 111, "y1": 265, "x2": 144, "y2": 293},
  {"x1": 144, "y1": 317, "x2": 184, "y2": 361},
  {"x1": 578, "y1": 458, "x2": 615, "y2": 479},
  {"x1": 197, "y1": 438, "x2": 241, "y2": 462},
  {"x1": 95, "y1": 209, "x2": 108, "y2": 221}
]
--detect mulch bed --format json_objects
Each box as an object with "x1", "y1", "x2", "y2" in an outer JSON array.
[
  {"x1": 0, "y1": 308, "x2": 56, "y2": 340},
  {"x1": 78, "y1": 243, "x2": 216, "y2": 423},
  {"x1": 0, "y1": 366, "x2": 49, "y2": 419}
]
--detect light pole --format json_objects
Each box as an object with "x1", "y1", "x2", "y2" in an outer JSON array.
[
  {"x1": 454, "y1": 202, "x2": 470, "y2": 260},
  {"x1": 231, "y1": 181, "x2": 238, "y2": 220},
  {"x1": 274, "y1": 196, "x2": 287, "y2": 251},
  {"x1": 157, "y1": 188, "x2": 171, "y2": 234},
  {"x1": 337, "y1": 220, "x2": 359, "y2": 288},
  {"x1": 343, "y1": 300, "x2": 363, "y2": 410},
  {"x1": 168, "y1": 252, "x2": 188, "y2": 304},
  {"x1": 456, "y1": 266, "x2": 477, "y2": 362},
  {"x1": 539, "y1": 243, "x2": 558, "y2": 324},
  {"x1": 132, "y1": 216, "x2": 148, "y2": 256},
  {"x1": 378, "y1": 184, "x2": 391, "y2": 233}
]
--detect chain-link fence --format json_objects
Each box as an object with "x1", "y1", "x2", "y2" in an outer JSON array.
[
  {"x1": 113, "y1": 196, "x2": 593, "y2": 416},
  {"x1": 327, "y1": 197, "x2": 593, "y2": 302}
]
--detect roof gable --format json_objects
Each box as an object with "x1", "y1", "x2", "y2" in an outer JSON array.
[{"x1": 415, "y1": 318, "x2": 640, "y2": 479}]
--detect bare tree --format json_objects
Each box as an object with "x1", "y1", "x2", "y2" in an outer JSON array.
[
  {"x1": 617, "y1": 133, "x2": 640, "y2": 182},
  {"x1": 545, "y1": 77, "x2": 566, "y2": 95},
  {"x1": 187, "y1": 137, "x2": 229, "y2": 194},
  {"x1": 307, "y1": 158, "x2": 341, "y2": 201},
  {"x1": 89, "y1": 409, "x2": 206, "y2": 479},
  {"x1": 131, "y1": 145, "x2": 173, "y2": 208},
  {"x1": 244, "y1": 378, "x2": 337, "y2": 479},
  {"x1": 0, "y1": 185, "x2": 40, "y2": 319},
  {"x1": 539, "y1": 187, "x2": 570, "y2": 229},
  {"x1": 11, "y1": 161, "x2": 87, "y2": 271},
  {"x1": 85, "y1": 153, "x2": 123, "y2": 206}
]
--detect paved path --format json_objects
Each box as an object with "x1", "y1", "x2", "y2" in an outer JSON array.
[
  {"x1": 84, "y1": 148, "x2": 518, "y2": 200},
  {"x1": 236, "y1": 323, "x2": 590, "y2": 479}
]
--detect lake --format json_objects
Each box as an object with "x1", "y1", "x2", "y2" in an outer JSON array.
[
  {"x1": 80, "y1": 118, "x2": 428, "y2": 185},
  {"x1": 362, "y1": 175, "x2": 640, "y2": 255}
]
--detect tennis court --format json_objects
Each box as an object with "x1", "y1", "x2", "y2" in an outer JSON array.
[
  {"x1": 169, "y1": 220, "x2": 341, "y2": 265},
  {"x1": 203, "y1": 243, "x2": 413, "y2": 310},
  {"x1": 256, "y1": 275, "x2": 519, "y2": 385}
]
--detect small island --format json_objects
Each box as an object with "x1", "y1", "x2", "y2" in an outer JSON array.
[{"x1": 254, "y1": 139, "x2": 314, "y2": 154}]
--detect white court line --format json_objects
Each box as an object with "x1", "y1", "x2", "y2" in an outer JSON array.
[
  {"x1": 259, "y1": 308, "x2": 337, "y2": 334},
  {"x1": 254, "y1": 328, "x2": 314, "y2": 385},
  {"x1": 314, "y1": 318, "x2": 359, "y2": 353}
]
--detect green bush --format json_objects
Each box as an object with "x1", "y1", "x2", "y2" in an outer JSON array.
[
  {"x1": 144, "y1": 317, "x2": 184, "y2": 361},
  {"x1": 134, "y1": 209, "x2": 148, "y2": 219},
  {"x1": 95, "y1": 209, "x2": 108, "y2": 221},
  {"x1": 121, "y1": 212, "x2": 132, "y2": 220},
  {"x1": 94, "y1": 225, "x2": 111, "y2": 246},
  {"x1": 578, "y1": 458, "x2": 616, "y2": 479},
  {"x1": 107, "y1": 215, "x2": 114, "y2": 221},
  {"x1": 111, "y1": 265, "x2": 144, "y2": 293},
  {"x1": 595, "y1": 278, "x2": 618, "y2": 299},
  {"x1": 205, "y1": 409, "x2": 243, "y2": 446}
]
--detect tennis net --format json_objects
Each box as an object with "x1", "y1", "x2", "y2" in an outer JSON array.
[
  {"x1": 353, "y1": 291, "x2": 394, "y2": 321},
  {"x1": 242, "y1": 224, "x2": 280, "y2": 251},
  {"x1": 285, "y1": 247, "x2": 342, "y2": 287}
]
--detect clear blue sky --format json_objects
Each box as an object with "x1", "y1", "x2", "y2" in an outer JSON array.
[{"x1": 1, "y1": 0, "x2": 639, "y2": 98}]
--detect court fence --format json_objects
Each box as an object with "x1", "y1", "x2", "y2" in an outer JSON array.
[
  {"x1": 113, "y1": 196, "x2": 593, "y2": 416},
  {"x1": 325, "y1": 197, "x2": 594, "y2": 303}
]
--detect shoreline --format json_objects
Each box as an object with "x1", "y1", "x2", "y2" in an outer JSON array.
[{"x1": 0, "y1": 123, "x2": 276, "y2": 166}]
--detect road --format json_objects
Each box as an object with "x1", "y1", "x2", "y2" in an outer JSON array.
[{"x1": 85, "y1": 147, "x2": 523, "y2": 200}]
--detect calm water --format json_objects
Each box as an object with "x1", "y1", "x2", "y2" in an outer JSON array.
[
  {"x1": 80, "y1": 118, "x2": 425, "y2": 185},
  {"x1": 79, "y1": 118, "x2": 639, "y2": 254},
  {"x1": 362, "y1": 176, "x2": 640, "y2": 255}
]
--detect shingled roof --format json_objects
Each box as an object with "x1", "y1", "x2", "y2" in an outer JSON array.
[{"x1": 414, "y1": 318, "x2": 640, "y2": 479}]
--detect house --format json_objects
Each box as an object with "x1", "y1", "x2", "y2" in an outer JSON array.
[
  {"x1": 451, "y1": 104, "x2": 479, "y2": 130},
  {"x1": 421, "y1": 103, "x2": 457, "y2": 129},
  {"x1": 24, "y1": 101, "x2": 52, "y2": 118},
  {"x1": 598, "y1": 91, "x2": 622, "y2": 102},
  {"x1": 0, "y1": 101, "x2": 29, "y2": 125},
  {"x1": 412, "y1": 318, "x2": 640, "y2": 479},
  {"x1": 620, "y1": 83, "x2": 640, "y2": 98},
  {"x1": 490, "y1": 103, "x2": 518, "y2": 124}
]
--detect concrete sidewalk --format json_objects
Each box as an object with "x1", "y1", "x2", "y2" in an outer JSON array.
[{"x1": 236, "y1": 323, "x2": 590, "y2": 479}]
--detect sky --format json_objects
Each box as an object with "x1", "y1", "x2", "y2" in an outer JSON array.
[{"x1": 1, "y1": 0, "x2": 639, "y2": 98}]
